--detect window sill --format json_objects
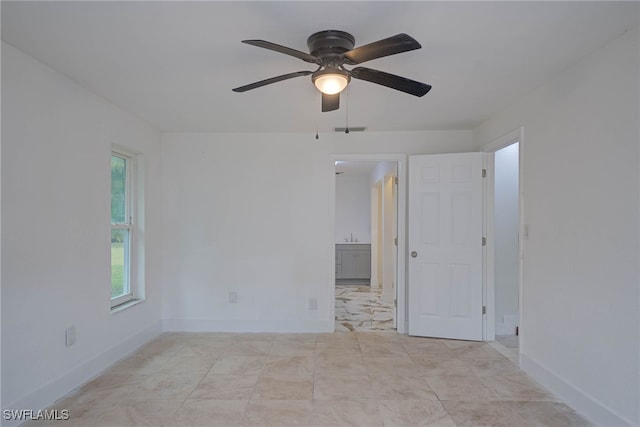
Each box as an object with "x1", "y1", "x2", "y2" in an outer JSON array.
[{"x1": 111, "y1": 298, "x2": 144, "y2": 314}]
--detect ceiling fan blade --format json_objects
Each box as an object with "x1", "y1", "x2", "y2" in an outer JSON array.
[
  {"x1": 242, "y1": 40, "x2": 321, "y2": 64},
  {"x1": 232, "y1": 71, "x2": 313, "y2": 92},
  {"x1": 343, "y1": 33, "x2": 421, "y2": 65},
  {"x1": 322, "y1": 93, "x2": 340, "y2": 112},
  {"x1": 350, "y1": 67, "x2": 431, "y2": 97}
]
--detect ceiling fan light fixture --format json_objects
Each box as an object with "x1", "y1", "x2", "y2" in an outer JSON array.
[{"x1": 313, "y1": 69, "x2": 350, "y2": 95}]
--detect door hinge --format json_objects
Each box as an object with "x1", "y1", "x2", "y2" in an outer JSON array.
[
  {"x1": 394, "y1": 237, "x2": 398, "y2": 246},
  {"x1": 394, "y1": 176, "x2": 398, "y2": 185},
  {"x1": 394, "y1": 299, "x2": 397, "y2": 308},
  {"x1": 482, "y1": 306, "x2": 486, "y2": 315},
  {"x1": 482, "y1": 237, "x2": 487, "y2": 246},
  {"x1": 482, "y1": 169, "x2": 487, "y2": 178}
]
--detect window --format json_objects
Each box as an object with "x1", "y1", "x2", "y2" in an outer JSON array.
[{"x1": 111, "y1": 148, "x2": 137, "y2": 308}]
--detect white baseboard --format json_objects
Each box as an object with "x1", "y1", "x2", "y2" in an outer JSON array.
[
  {"x1": 2, "y1": 321, "x2": 162, "y2": 427},
  {"x1": 488, "y1": 341, "x2": 518, "y2": 365},
  {"x1": 162, "y1": 318, "x2": 333, "y2": 333},
  {"x1": 520, "y1": 353, "x2": 633, "y2": 427}
]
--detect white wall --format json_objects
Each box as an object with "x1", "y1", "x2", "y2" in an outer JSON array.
[
  {"x1": 1, "y1": 43, "x2": 163, "y2": 419},
  {"x1": 474, "y1": 28, "x2": 639, "y2": 426},
  {"x1": 370, "y1": 161, "x2": 398, "y2": 187},
  {"x1": 494, "y1": 143, "x2": 519, "y2": 333},
  {"x1": 335, "y1": 173, "x2": 371, "y2": 243},
  {"x1": 161, "y1": 131, "x2": 473, "y2": 332}
]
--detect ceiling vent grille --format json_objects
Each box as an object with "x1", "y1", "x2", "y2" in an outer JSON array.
[{"x1": 334, "y1": 127, "x2": 366, "y2": 132}]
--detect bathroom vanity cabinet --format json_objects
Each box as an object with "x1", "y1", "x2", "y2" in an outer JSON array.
[{"x1": 335, "y1": 244, "x2": 371, "y2": 285}]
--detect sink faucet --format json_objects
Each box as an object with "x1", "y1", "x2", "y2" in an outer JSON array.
[{"x1": 350, "y1": 232, "x2": 353, "y2": 242}]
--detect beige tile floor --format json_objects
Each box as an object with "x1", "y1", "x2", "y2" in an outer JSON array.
[{"x1": 28, "y1": 332, "x2": 592, "y2": 427}]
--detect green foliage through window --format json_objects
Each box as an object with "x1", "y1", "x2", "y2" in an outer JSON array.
[
  {"x1": 111, "y1": 152, "x2": 132, "y2": 302},
  {"x1": 111, "y1": 155, "x2": 126, "y2": 225},
  {"x1": 111, "y1": 232, "x2": 126, "y2": 298}
]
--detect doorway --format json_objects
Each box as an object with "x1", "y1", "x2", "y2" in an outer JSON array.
[
  {"x1": 493, "y1": 142, "x2": 520, "y2": 340},
  {"x1": 332, "y1": 158, "x2": 400, "y2": 332},
  {"x1": 484, "y1": 127, "x2": 523, "y2": 360}
]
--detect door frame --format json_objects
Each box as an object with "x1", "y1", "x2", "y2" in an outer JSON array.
[
  {"x1": 329, "y1": 154, "x2": 407, "y2": 333},
  {"x1": 482, "y1": 127, "x2": 524, "y2": 353}
]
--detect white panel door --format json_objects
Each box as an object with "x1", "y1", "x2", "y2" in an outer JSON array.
[{"x1": 408, "y1": 153, "x2": 484, "y2": 340}]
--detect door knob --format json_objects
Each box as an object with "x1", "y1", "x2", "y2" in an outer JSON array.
[{"x1": 411, "y1": 251, "x2": 418, "y2": 258}]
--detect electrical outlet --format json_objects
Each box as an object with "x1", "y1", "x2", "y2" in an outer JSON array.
[
  {"x1": 308, "y1": 297, "x2": 318, "y2": 311},
  {"x1": 65, "y1": 325, "x2": 76, "y2": 347},
  {"x1": 229, "y1": 291, "x2": 238, "y2": 304}
]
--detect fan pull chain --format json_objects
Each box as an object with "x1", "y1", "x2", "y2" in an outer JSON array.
[
  {"x1": 315, "y1": 91, "x2": 320, "y2": 140},
  {"x1": 344, "y1": 87, "x2": 350, "y2": 134}
]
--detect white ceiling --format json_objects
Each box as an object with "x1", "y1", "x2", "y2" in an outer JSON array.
[{"x1": 2, "y1": 1, "x2": 638, "y2": 133}]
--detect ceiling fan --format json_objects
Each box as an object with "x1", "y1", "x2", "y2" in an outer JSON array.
[{"x1": 232, "y1": 30, "x2": 432, "y2": 112}]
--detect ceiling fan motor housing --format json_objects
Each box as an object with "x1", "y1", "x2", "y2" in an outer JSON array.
[{"x1": 307, "y1": 30, "x2": 355, "y2": 59}]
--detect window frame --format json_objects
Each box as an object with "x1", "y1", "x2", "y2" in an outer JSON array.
[{"x1": 111, "y1": 146, "x2": 137, "y2": 308}]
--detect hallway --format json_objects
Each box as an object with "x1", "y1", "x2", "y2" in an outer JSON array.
[{"x1": 335, "y1": 285, "x2": 395, "y2": 332}]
